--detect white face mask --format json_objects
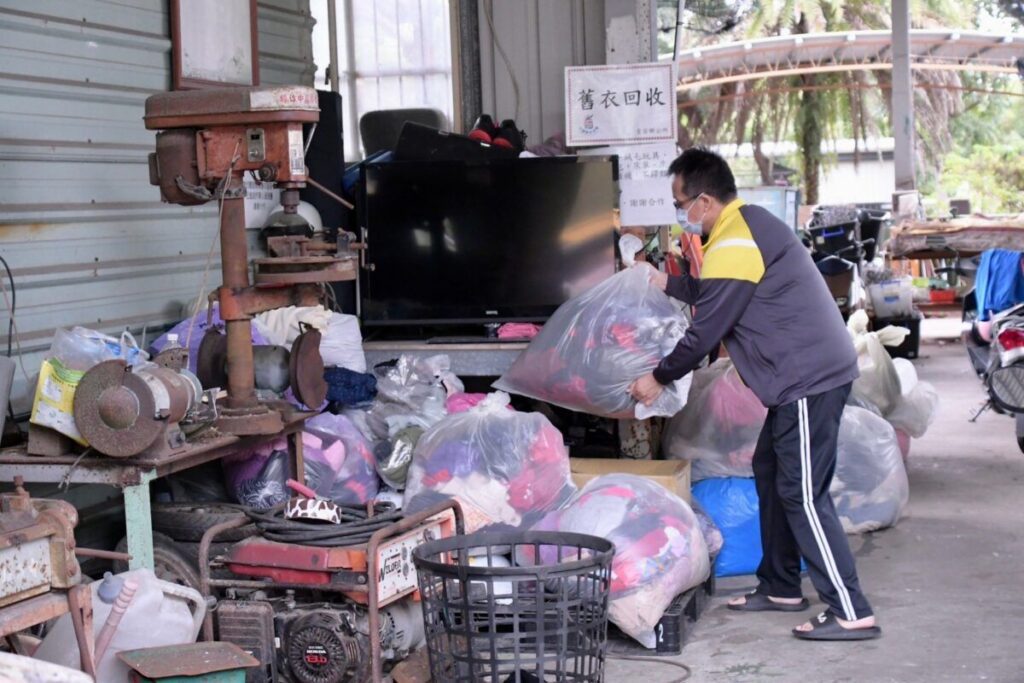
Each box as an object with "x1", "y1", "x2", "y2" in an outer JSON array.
[{"x1": 677, "y1": 194, "x2": 706, "y2": 235}]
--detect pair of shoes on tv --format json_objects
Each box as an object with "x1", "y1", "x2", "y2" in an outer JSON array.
[{"x1": 468, "y1": 114, "x2": 527, "y2": 152}]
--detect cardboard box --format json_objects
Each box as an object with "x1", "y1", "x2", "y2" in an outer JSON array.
[{"x1": 569, "y1": 458, "x2": 691, "y2": 504}]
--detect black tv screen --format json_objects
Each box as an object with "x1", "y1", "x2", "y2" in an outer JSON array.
[{"x1": 359, "y1": 156, "x2": 618, "y2": 325}]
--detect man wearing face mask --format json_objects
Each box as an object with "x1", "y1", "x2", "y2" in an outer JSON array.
[{"x1": 629, "y1": 147, "x2": 879, "y2": 641}]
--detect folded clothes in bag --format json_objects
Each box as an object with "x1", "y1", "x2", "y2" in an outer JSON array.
[
  {"x1": 496, "y1": 267, "x2": 692, "y2": 419},
  {"x1": 832, "y1": 406, "x2": 909, "y2": 534},
  {"x1": 664, "y1": 359, "x2": 767, "y2": 480},
  {"x1": 525, "y1": 474, "x2": 709, "y2": 648},
  {"x1": 403, "y1": 393, "x2": 576, "y2": 531}
]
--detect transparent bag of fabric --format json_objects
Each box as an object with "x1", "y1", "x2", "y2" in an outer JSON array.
[{"x1": 495, "y1": 266, "x2": 692, "y2": 419}]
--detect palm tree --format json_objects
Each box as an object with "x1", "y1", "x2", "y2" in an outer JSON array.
[{"x1": 670, "y1": 0, "x2": 976, "y2": 202}]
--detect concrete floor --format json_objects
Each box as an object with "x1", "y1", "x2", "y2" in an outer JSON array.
[{"x1": 608, "y1": 338, "x2": 1024, "y2": 683}]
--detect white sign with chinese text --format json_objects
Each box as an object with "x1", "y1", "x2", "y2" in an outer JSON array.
[
  {"x1": 581, "y1": 143, "x2": 677, "y2": 226},
  {"x1": 565, "y1": 63, "x2": 677, "y2": 147},
  {"x1": 244, "y1": 177, "x2": 282, "y2": 229}
]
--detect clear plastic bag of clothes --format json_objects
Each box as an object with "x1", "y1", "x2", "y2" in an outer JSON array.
[
  {"x1": 525, "y1": 474, "x2": 709, "y2": 648},
  {"x1": 831, "y1": 406, "x2": 910, "y2": 534},
  {"x1": 692, "y1": 499, "x2": 724, "y2": 557},
  {"x1": 222, "y1": 438, "x2": 289, "y2": 510},
  {"x1": 495, "y1": 266, "x2": 692, "y2": 419},
  {"x1": 403, "y1": 393, "x2": 576, "y2": 531},
  {"x1": 303, "y1": 412, "x2": 381, "y2": 505},
  {"x1": 663, "y1": 360, "x2": 767, "y2": 480},
  {"x1": 373, "y1": 424, "x2": 422, "y2": 490},
  {"x1": 364, "y1": 354, "x2": 460, "y2": 442}
]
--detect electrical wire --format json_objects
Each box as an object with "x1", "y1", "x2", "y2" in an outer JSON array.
[
  {"x1": 0, "y1": 257, "x2": 33, "y2": 387},
  {"x1": 244, "y1": 503, "x2": 404, "y2": 547},
  {"x1": 185, "y1": 141, "x2": 242, "y2": 351},
  {"x1": 607, "y1": 654, "x2": 692, "y2": 682},
  {"x1": 0, "y1": 254, "x2": 14, "y2": 358},
  {"x1": 482, "y1": 0, "x2": 521, "y2": 122}
]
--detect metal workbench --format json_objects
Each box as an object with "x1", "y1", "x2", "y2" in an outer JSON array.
[{"x1": 0, "y1": 423, "x2": 308, "y2": 571}]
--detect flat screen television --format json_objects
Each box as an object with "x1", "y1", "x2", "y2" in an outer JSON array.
[{"x1": 358, "y1": 156, "x2": 618, "y2": 326}]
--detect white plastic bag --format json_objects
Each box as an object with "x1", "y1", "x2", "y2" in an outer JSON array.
[
  {"x1": 30, "y1": 327, "x2": 149, "y2": 444},
  {"x1": 831, "y1": 406, "x2": 910, "y2": 534},
  {"x1": 252, "y1": 305, "x2": 332, "y2": 347},
  {"x1": 847, "y1": 310, "x2": 907, "y2": 415},
  {"x1": 403, "y1": 393, "x2": 576, "y2": 531},
  {"x1": 526, "y1": 474, "x2": 710, "y2": 648},
  {"x1": 663, "y1": 360, "x2": 766, "y2": 480},
  {"x1": 320, "y1": 312, "x2": 367, "y2": 372},
  {"x1": 495, "y1": 266, "x2": 692, "y2": 419}
]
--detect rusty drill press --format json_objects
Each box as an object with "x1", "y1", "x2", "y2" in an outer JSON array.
[{"x1": 143, "y1": 86, "x2": 351, "y2": 436}]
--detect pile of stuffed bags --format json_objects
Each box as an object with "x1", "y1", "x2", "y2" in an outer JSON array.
[
  {"x1": 847, "y1": 310, "x2": 940, "y2": 456},
  {"x1": 401, "y1": 392, "x2": 712, "y2": 647},
  {"x1": 672, "y1": 341, "x2": 931, "y2": 576}
]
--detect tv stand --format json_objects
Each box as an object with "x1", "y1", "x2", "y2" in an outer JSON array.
[{"x1": 363, "y1": 339, "x2": 527, "y2": 377}]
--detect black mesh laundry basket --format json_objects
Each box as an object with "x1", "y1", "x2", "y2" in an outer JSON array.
[{"x1": 413, "y1": 530, "x2": 614, "y2": 683}]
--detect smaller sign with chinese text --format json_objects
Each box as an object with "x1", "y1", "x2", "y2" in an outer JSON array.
[
  {"x1": 581, "y1": 142, "x2": 677, "y2": 226},
  {"x1": 565, "y1": 63, "x2": 677, "y2": 147},
  {"x1": 244, "y1": 177, "x2": 282, "y2": 229}
]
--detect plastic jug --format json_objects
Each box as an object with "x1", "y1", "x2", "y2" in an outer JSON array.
[{"x1": 32, "y1": 569, "x2": 206, "y2": 681}]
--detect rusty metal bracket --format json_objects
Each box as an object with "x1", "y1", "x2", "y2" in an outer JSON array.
[
  {"x1": 175, "y1": 175, "x2": 214, "y2": 202},
  {"x1": 217, "y1": 284, "x2": 322, "y2": 322}
]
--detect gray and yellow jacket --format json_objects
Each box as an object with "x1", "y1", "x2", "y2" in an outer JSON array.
[{"x1": 653, "y1": 198, "x2": 859, "y2": 408}]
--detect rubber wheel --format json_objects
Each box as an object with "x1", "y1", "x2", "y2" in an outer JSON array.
[
  {"x1": 151, "y1": 502, "x2": 256, "y2": 543},
  {"x1": 115, "y1": 532, "x2": 202, "y2": 591},
  {"x1": 114, "y1": 533, "x2": 237, "y2": 592}
]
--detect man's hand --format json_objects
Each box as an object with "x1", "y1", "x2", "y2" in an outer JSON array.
[
  {"x1": 628, "y1": 372, "x2": 664, "y2": 407},
  {"x1": 633, "y1": 262, "x2": 668, "y2": 292}
]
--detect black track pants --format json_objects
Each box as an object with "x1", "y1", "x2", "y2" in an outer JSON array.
[{"x1": 752, "y1": 382, "x2": 873, "y2": 620}]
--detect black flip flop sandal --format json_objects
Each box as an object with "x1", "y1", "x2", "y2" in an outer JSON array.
[
  {"x1": 727, "y1": 591, "x2": 810, "y2": 612},
  {"x1": 793, "y1": 611, "x2": 882, "y2": 641}
]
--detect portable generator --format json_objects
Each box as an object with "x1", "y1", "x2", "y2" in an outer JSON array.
[{"x1": 198, "y1": 499, "x2": 462, "y2": 683}]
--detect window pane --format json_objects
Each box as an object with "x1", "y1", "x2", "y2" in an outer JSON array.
[
  {"x1": 420, "y1": 0, "x2": 452, "y2": 70},
  {"x1": 374, "y1": 75, "x2": 404, "y2": 110},
  {"x1": 356, "y1": 77, "x2": 381, "y2": 115}
]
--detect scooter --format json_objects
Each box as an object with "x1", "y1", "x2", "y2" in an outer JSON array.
[{"x1": 962, "y1": 294, "x2": 1024, "y2": 454}]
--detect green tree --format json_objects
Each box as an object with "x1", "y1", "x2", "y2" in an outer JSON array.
[
  {"x1": 669, "y1": 0, "x2": 979, "y2": 201},
  {"x1": 938, "y1": 135, "x2": 1024, "y2": 213}
]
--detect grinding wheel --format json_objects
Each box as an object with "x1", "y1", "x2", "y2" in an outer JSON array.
[
  {"x1": 73, "y1": 360, "x2": 162, "y2": 458},
  {"x1": 289, "y1": 328, "x2": 326, "y2": 408},
  {"x1": 196, "y1": 329, "x2": 229, "y2": 391}
]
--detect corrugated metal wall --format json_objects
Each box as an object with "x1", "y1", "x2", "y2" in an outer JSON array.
[
  {"x1": 0, "y1": 0, "x2": 315, "y2": 413},
  {"x1": 477, "y1": 0, "x2": 605, "y2": 145}
]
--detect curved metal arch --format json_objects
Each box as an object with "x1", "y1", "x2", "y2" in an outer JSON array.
[{"x1": 673, "y1": 29, "x2": 1023, "y2": 91}]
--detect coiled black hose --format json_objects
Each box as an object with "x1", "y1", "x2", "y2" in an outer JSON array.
[{"x1": 243, "y1": 503, "x2": 404, "y2": 547}]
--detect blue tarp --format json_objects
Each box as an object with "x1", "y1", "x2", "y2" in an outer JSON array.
[
  {"x1": 976, "y1": 249, "x2": 1024, "y2": 321},
  {"x1": 692, "y1": 477, "x2": 762, "y2": 577}
]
